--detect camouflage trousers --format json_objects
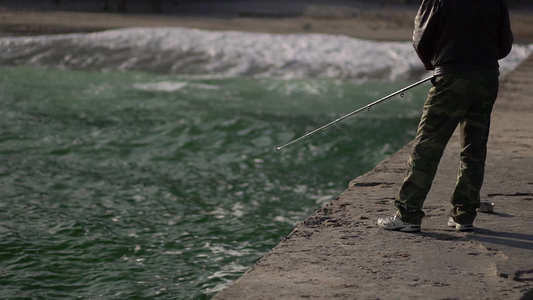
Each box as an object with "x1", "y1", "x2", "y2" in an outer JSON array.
[{"x1": 395, "y1": 69, "x2": 500, "y2": 225}]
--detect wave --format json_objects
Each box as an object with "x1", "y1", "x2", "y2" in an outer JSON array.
[{"x1": 1, "y1": 27, "x2": 531, "y2": 80}]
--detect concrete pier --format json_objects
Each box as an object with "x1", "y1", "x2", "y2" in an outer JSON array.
[{"x1": 214, "y1": 55, "x2": 533, "y2": 299}]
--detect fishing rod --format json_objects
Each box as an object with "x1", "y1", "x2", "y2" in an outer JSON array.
[{"x1": 276, "y1": 76, "x2": 433, "y2": 150}]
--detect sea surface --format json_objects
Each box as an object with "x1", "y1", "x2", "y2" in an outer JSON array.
[{"x1": 0, "y1": 28, "x2": 530, "y2": 299}]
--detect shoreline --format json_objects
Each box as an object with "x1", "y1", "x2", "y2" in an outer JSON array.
[
  {"x1": 1, "y1": 9, "x2": 533, "y2": 43},
  {"x1": 0, "y1": 9, "x2": 415, "y2": 41}
]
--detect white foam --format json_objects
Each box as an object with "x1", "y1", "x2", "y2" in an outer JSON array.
[
  {"x1": 1, "y1": 27, "x2": 530, "y2": 80},
  {"x1": 132, "y1": 81, "x2": 189, "y2": 92}
]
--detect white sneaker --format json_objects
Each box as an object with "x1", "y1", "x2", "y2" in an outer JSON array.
[
  {"x1": 377, "y1": 214, "x2": 421, "y2": 232},
  {"x1": 447, "y1": 217, "x2": 473, "y2": 232}
]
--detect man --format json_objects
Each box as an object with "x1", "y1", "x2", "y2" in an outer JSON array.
[{"x1": 377, "y1": 0, "x2": 513, "y2": 232}]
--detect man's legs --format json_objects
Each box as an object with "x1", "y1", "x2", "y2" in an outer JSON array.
[
  {"x1": 394, "y1": 74, "x2": 466, "y2": 225},
  {"x1": 451, "y1": 70, "x2": 499, "y2": 224}
]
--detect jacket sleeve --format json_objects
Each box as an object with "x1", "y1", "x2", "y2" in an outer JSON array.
[
  {"x1": 413, "y1": 0, "x2": 440, "y2": 70},
  {"x1": 498, "y1": 0, "x2": 513, "y2": 59}
]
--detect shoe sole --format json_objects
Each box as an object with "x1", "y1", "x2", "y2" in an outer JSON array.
[
  {"x1": 455, "y1": 224, "x2": 474, "y2": 232},
  {"x1": 377, "y1": 216, "x2": 421, "y2": 233},
  {"x1": 448, "y1": 218, "x2": 473, "y2": 232}
]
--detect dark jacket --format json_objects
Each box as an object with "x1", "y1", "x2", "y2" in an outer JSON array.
[{"x1": 413, "y1": 0, "x2": 513, "y2": 75}]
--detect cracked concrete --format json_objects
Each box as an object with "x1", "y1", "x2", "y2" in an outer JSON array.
[{"x1": 213, "y1": 55, "x2": 533, "y2": 299}]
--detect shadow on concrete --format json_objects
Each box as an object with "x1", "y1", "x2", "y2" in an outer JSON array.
[{"x1": 472, "y1": 229, "x2": 533, "y2": 251}]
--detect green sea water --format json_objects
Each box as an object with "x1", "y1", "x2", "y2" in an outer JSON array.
[{"x1": 0, "y1": 66, "x2": 428, "y2": 299}]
